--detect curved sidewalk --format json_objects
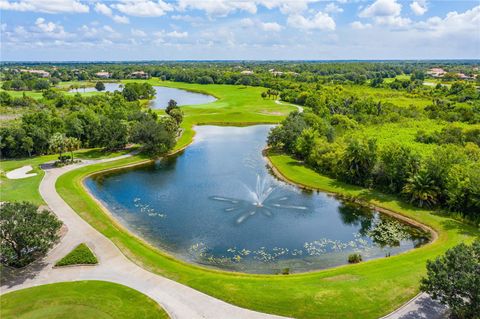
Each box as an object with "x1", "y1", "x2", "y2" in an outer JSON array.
[
  {"x1": 1, "y1": 154, "x2": 447, "y2": 319},
  {"x1": 1, "y1": 156, "x2": 287, "y2": 319}
]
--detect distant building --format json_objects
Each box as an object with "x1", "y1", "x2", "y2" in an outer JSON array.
[
  {"x1": 20, "y1": 69, "x2": 50, "y2": 77},
  {"x1": 240, "y1": 70, "x2": 254, "y2": 75},
  {"x1": 426, "y1": 68, "x2": 446, "y2": 78},
  {"x1": 129, "y1": 71, "x2": 149, "y2": 79},
  {"x1": 95, "y1": 71, "x2": 111, "y2": 78}
]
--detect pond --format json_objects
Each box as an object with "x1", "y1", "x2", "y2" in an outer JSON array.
[
  {"x1": 69, "y1": 83, "x2": 216, "y2": 109},
  {"x1": 85, "y1": 125, "x2": 430, "y2": 274}
]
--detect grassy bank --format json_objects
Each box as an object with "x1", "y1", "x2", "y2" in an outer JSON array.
[
  {"x1": 0, "y1": 281, "x2": 169, "y2": 319},
  {"x1": 54, "y1": 83, "x2": 479, "y2": 318},
  {"x1": 0, "y1": 148, "x2": 134, "y2": 205}
]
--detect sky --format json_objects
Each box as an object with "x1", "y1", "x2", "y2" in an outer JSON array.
[{"x1": 0, "y1": 0, "x2": 479, "y2": 61}]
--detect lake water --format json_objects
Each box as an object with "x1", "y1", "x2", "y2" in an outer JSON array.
[
  {"x1": 85, "y1": 125, "x2": 429, "y2": 274},
  {"x1": 69, "y1": 83, "x2": 216, "y2": 109}
]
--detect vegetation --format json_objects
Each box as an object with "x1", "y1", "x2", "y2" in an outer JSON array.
[
  {"x1": 1, "y1": 61, "x2": 479, "y2": 318},
  {"x1": 1, "y1": 90, "x2": 180, "y2": 158},
  {"x1": 0, "y1": 202, "x2": 62, "y2": 268},
  {"x1": 347, "y1": 253, "x2": 362, "y2": 264},
  {"x1": 55, "y1": 243, "x2": 98, "y2": 266},
  {"x1": 0, "y1": 281, "x2": 169, "y2": 319},
  {"x1": 421, "y1": 239, "x2": 479, "y2": 319}
]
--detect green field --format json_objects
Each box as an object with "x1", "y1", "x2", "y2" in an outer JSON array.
[
  {"x1": 2, "y1": 80, "x2": 478, "y2": 318},
  {"x1": 0, "y1": 281, "x2": 169, "y2": 319},
  {"x1": 51, "y1": 83, "x2": 479, "y2": 318},
  {"x1": 0, "y1": 148, "x2": 134, "y2": 205}
]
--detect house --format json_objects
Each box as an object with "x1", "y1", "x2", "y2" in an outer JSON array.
[
  {"x1": 95, "y1": 71, "x2": 111, "y2": 78},
  {"x1": 129, "y1": 71, "x2": 149, "y2": 79},
  {"x1": 240, "y1": 70, "x2": 254, "y2": 75},
  {"x1": 20, "y1": 69, "x2": 50, "y2": 77},
  {"x1": 426, "y1": 68, "x2": 446, "y2": 78}
]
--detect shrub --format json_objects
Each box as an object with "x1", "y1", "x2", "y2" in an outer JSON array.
[
  {"x1": 348, "y1": 253, "x2": 362, "y2": 264},
  {"x1": 55, "y1": 243, "x2": 98, "y2": 266}
]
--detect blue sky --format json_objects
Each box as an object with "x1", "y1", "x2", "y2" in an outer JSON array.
[{"x1": 1, "y1": 0, "x2": 479, "y2": 61}]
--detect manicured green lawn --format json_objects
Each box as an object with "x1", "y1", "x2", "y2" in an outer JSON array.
[
  {"x1": 55, "y1": 243, "x2": 98, "y2": 266},
  {"x1": 0, "y1": 148, "x2": 134, "y2": 205},
  {"x1": 54, "y1": 83, "x2": 479, "y2": 318},
  {"x1": 0, "y1": 281, "x2": 169, "y2": 319}
]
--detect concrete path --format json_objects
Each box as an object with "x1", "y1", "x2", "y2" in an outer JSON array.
[
  {"x1": 1, "y1": 154, "x2": 287, "y2": 319},
  {"x1": 6, "y1": 165, "x2": 37, "y2": 179},
  {"x1": 0, "y1": 152, "x2": 448, "y2": 319},
  {"x1": 275, "y1": 99, "x2": 303, "y2": 113},
  {"x1": 381, "y1": 293, "x2": 448, "y2": 319}
]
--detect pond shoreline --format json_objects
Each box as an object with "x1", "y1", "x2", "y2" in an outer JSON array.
[
  {"x1": 79, "y1": 125, "x2": 436, "y2": 275},
  {"x1": 263, "y1": 148, "x2": 438, "y2": 244}
]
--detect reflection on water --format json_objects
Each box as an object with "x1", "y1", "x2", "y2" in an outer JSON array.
[
  {"x1": 86, "y1": 125, "x2": 429, "y2": 274},
  {"x1": 69, "y1": 83, "x2": 216, "y2": 109}
]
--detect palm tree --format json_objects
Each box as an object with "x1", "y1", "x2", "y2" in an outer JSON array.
[
  {"x1": 49, "y1": 133, "x2": 67, "y2": 162},
  {"x1": 65, "y1": 137, "x2": 81, "y2": 163},
  {"x1": 402, "y1": 169, "x2": 440, "y2": 208}
]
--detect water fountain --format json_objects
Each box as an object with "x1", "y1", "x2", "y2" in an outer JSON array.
[{"x1": 210, "y1": 174, "x2": 308, "y2": 224}]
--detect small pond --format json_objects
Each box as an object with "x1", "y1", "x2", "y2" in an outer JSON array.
[
  {"x1": 85, "y1": 125, "x2": 430, "y2": 274},
  {"x1": 69, "y1": 83, "x2": 216, "y2": 109}
]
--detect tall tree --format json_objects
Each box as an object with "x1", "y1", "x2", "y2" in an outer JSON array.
[{"x1": 0, "y1": 202, "x2": 62, "y2": 268}]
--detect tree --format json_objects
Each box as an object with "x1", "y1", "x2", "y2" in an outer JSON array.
[
  {"x1": 402, "y1": 169, "x2": 440, "y2": 207},
  {"x1": 421, "y1": 239, "x2": 480, "y2": 319},
  {"x1": 168, "y1": 108, "x2": 183, "y2": 125},
  {"x1": 165, "y1": 99, "x2": 178, "y2": 114},
  {"x1": 95, "y1": 81, "x2": 105, "y2": 91},
  {"x1": 49, "y1": 132, "x2": 68, "y2": 162},
  {"x1": 338, "y1": 138, "x2": 377, "y2": 187},
  {"x1": 33, "y1": 79, "x2": 50, "y2": 91},
  {"x1": 0, "y1": 202, "x2": 62, "y2": 268},
  {"x1": 65, "y1": 136, "x2": 81, "y2": 163},
  {"x1": 131, "y1": 113, "x2": 177, "y2": 156}
]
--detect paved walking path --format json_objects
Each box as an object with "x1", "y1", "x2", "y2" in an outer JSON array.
[
  {"x1": 1, "y1": 153, "x2": 447, "y2": 319},
  {"x1": 1, "y1": 155, "x2": 287, "y2": 319}
]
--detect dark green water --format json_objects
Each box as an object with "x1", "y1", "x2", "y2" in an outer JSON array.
[{"x1": 86, "y1": 125, "x2": 429, "y2": 274}]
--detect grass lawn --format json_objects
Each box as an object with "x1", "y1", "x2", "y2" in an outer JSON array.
[
  {"x1": 0, "y1": 148, "x2": 134, "y2": 205},
  {"x1": 53, "y1": 83, "x2": 479, "y2": 318},
  {"x1": 55, "y1": 243, "x2": 98, "y2": 266},
  {"x1": 0, "y1": 281, "x2": 169, "y2": 319}
]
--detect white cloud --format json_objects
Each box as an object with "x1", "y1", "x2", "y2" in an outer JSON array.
[
  {"x1": 416, "y1": 5, "x2": 480, "y2": 38},
  {"x1": 35, "y1": 17, "x2": 69, "y2": 38},
  {"x1": 177, "y1": 0, "x2": 321, "y2": 17},
  {"x1": 261, "y1": 22, "x2": 283, "y2": 32},
  {"x1": 350, "y1": 21, "x2": 372, "y2": 29},
  {"x1": 359, "y1": 0, "x2": 410, "y2": 27},
  {"x1": 131, "y1": 28, "x2": 147, "y2": 37},
  {"x1": 410, "y1": 1, "x2": 427, "y2": 16},
  {"x1": 258, "y1": 0, "x2": 319, "y2": 15},
  {"x1": 240, "y1": 18, "x2": 255, "y2": 28},
  {"x1": 287, "y1": 11, "x2": 336, "y2": 30},
  {"x1": 0, "y1": 0, "x2": 88, "y2": 13},
  {"x1": 113, "y1": 0, "x2": 173, "y2": 17},
  {"x1": 166, "y1": 30, "x2": 188, "y2": 38},
  {"x1": 177, "y1": 0, "x2": 256, "y2": 17},
  {"x1": 359, "y1": 0, "x2": 401, "y2": 18},
  {"x1": 324, "y1": 3, "x2": 343, "y2": 14},
  {"x1": 94, "y1": 2, "x2": 111, "y2": 16},
  {"x1": 94, "y1": 2, "x2": 129, "y2": 24},
  {"x1": 112, "y1": 15, "x2": 129, "y2": 24}
]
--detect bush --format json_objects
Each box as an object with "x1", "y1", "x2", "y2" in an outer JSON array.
[
  {"x1": 55, "y1": 243, "x2": 98, "y2": 266},
  {"x1": 348, "y1": 253, "x2": 362, "y2": 263}
]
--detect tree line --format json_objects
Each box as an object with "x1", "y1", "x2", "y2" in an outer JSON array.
[{"x1": 1, "y1": 88, "x2": 182, "y2": 159}]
